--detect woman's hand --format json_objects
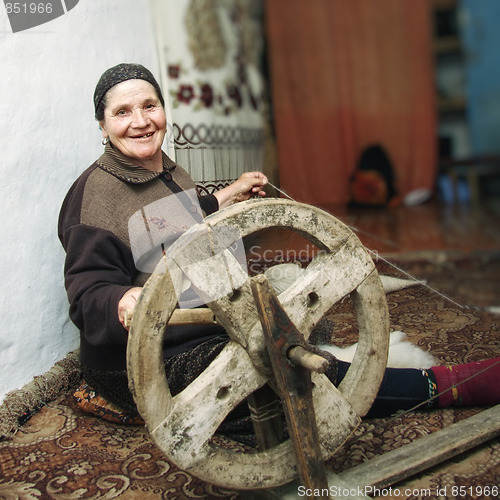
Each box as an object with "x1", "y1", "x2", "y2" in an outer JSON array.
[
  {"x1": 118, "y1": 286, "x2": 143, "y2": 330},
  {"x1": 214, "y1": 171, "x2": 268, "y2": 209}
]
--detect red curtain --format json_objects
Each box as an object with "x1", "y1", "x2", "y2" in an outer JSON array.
[{"x1": 265, "y1": 0, "x2": 437, "y2": 205}]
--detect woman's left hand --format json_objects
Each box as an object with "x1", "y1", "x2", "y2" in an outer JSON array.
[{"x1": 214, "y1": 171, "x2": 268, "y2": 209}]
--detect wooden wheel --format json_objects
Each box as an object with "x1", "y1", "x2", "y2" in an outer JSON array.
[{"x1": 127, "y1": 198, "x2": 390, "y2": 490}]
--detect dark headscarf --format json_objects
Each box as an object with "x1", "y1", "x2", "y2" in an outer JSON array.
[{"x1": 93, "y1": 63, "x2": 165, "y2": 120}]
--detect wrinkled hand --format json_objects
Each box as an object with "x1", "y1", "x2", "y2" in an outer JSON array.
[
  {"x1": 235, "y1": 171, "x2": 268, "y2": 199},
  {"x1": 118, "y1": 287, "x2": 142, "y2": 330},
  {"x1": 214, "y1": 171, "x2": 268, "y2": 209}
]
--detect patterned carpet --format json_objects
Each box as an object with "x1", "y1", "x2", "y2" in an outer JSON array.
[{"x1": 0, "y1": 258, "x2": 499, "y2": 499}]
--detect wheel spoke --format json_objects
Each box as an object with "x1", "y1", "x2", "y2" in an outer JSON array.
[
  {"x1": 165, "y1": 223, "x2": 248, "y2": 307},
  {"x1": 165, "y1": 222, "x2": 262, "y2": 348},
  {"x1": 151, "y1": 342, "x2": 267, "y2": 470},
  {"x1": 278, "y1": 234, "x2": 375, "y2": 339},
  {"x1": 311, "y1": 373, "x2": 361, "y2": 456}
]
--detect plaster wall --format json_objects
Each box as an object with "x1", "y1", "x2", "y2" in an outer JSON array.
[{"x1": 0, "y1": 0, "x2": 161, "y2": 403}]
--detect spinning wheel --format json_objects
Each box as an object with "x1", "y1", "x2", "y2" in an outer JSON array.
[{"x1": 127, "y1": 198, "x2": 390, "y2": 490}]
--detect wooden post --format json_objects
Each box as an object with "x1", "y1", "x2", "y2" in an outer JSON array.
[
  {"x1": 251, "y1": 275, "x2": 331, "y2": 499},
  {"x1": 247, "y1": 384, "x2": 285, "y2": 451}
]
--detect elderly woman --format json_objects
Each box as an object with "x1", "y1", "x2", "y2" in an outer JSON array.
[
  {"x1": 58, "y1": 63, "x2": 267, "y2": 436},
  {"x1": 60, "y1": 63, "x2": 499, "y2": 444}
]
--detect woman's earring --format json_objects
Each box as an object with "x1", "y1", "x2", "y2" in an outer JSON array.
[{"x1": 102, "y1": 137, "x2": 109, "y2": 145}]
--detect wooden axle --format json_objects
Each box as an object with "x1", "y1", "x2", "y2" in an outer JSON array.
[
  {"x1": 126, "y1": 305, "x2": 328, "y2": 374},
  {"x1": 288, "y1": 346, "x2": 329, "y2": 374},
  {"x1": 125, "y1": 307, "x2": 216, "y2": 329}
]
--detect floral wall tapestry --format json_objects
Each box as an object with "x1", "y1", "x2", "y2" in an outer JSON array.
[{"x1": 152, "y1": 0, "x2": 267, "y2": 195}]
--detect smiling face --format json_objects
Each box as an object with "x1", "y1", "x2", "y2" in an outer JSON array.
[{"x1": 99, "y1": 79, "x2": 167, "y2": 172}]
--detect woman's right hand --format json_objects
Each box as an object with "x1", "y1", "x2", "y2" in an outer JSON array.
[
  {"x1": 214, "y1": 171, "x2": 268, "y2": 209},
  {"x1": 118, "y1": 286, "x2": 143, "y2": 330}
]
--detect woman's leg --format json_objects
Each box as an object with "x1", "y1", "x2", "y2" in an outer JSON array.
[
  {"x1": 333, "y1": 361, "x2": 436, "y2": 418},
  {"x1": 431, "y1": 357, "x2": 500, "y2": 408},
  {"x1": 332, "y1": 356, "x2": 500, "y2": 418}
]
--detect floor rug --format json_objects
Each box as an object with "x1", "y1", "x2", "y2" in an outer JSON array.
[{"x1": 0, "y1": 257, "x2": 499, "y2": 499}]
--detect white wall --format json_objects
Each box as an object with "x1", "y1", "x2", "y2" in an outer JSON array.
[{"x1": 0, "y1": 0, "x2": 161, "y2": 403}]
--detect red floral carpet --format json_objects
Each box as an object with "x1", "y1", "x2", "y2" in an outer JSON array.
[{"x1": 0, "y1": 258, "x2": 499, "y2": 499}]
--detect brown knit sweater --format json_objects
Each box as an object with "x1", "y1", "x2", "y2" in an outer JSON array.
[{"x1": 58, "y1": 144, "x2": 219, "y2": 371}]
